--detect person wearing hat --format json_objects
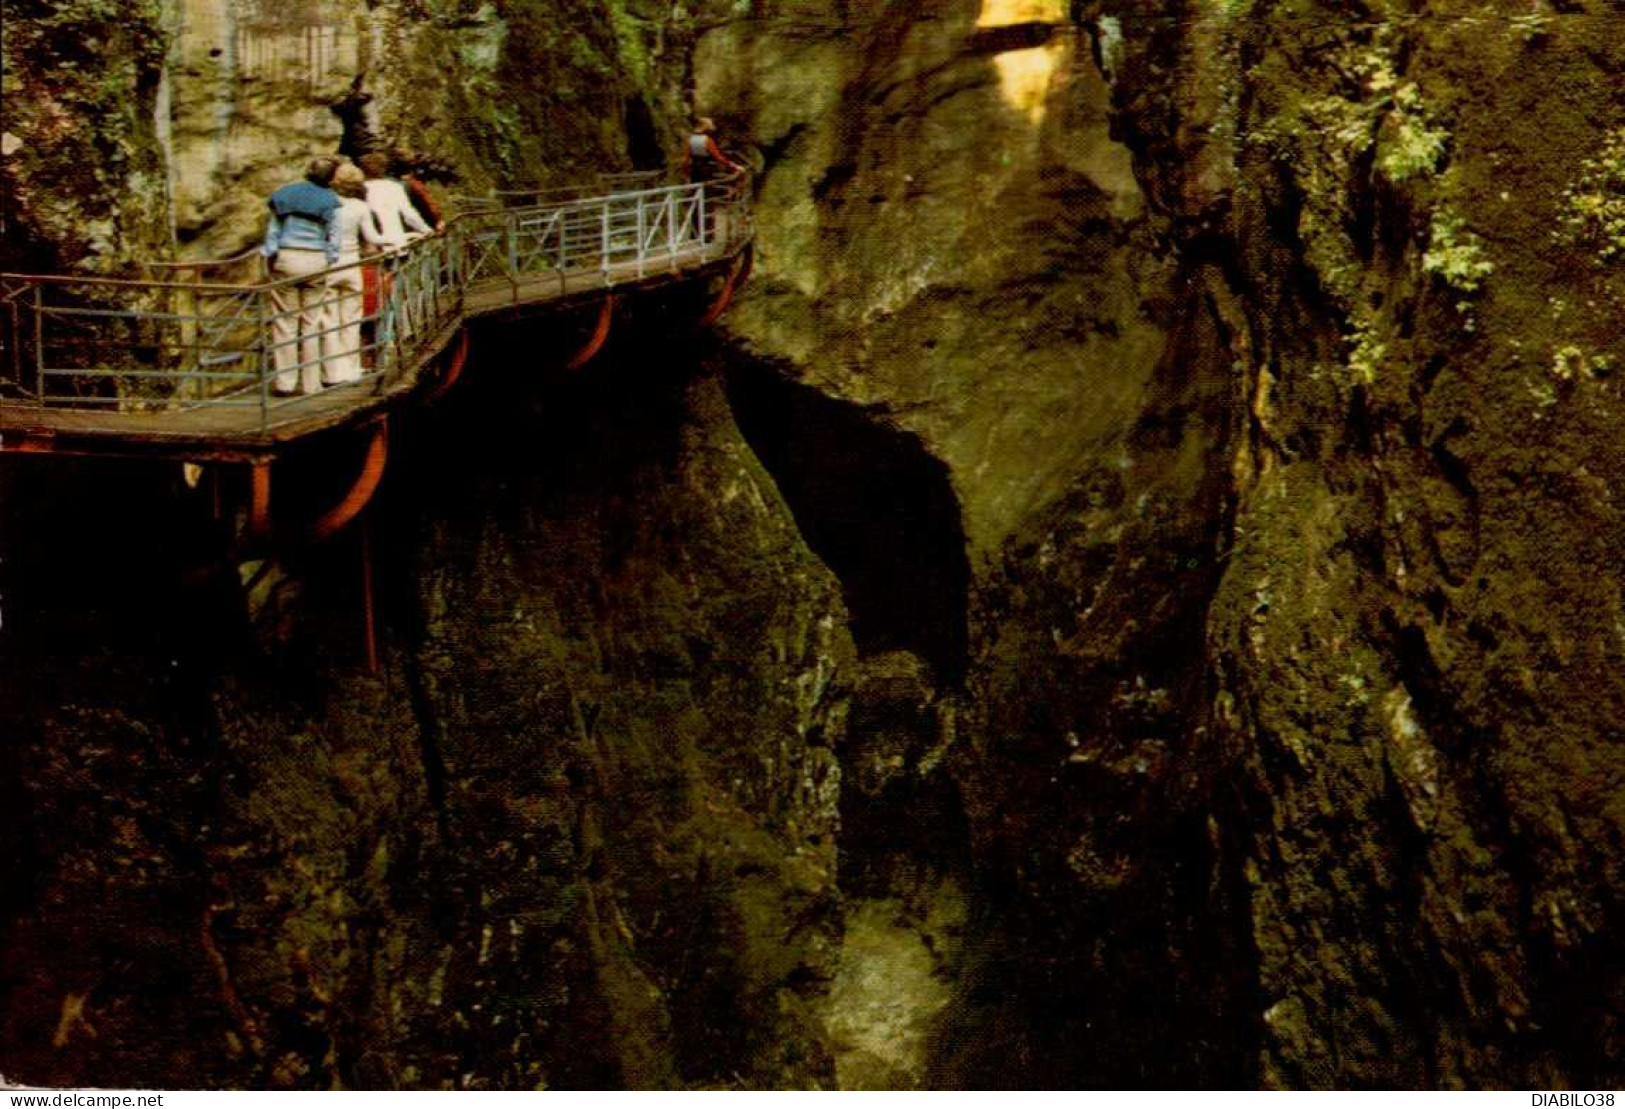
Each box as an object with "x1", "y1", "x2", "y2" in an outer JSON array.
[
  {"x1": 263, "y1": 156, "x2": 343, "y2": 395},
  {"x1": 682, "y1": 117, "x2": 743, "y2": 184}
]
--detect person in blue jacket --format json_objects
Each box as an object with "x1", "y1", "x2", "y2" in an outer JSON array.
[{"x1": 263, "y1": 156, "x2": 343, "y2": 395}]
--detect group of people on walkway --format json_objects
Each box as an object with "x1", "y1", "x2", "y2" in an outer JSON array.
[
  {"x1": 262, "y1": 152, "x2": 444, "y2": 396},
  {"x1": 261, "y1": 118, "x2": 743, "y2": 399}
]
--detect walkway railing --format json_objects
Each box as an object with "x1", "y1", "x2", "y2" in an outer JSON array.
[{"x1": 0, "y1": 174, "x2": 751, "y2": 434}]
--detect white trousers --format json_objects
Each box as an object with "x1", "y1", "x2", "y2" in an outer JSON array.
[
  {"x1": 269, "y1": 249, "x2": 331, "y2": 395},
  {"x1": 325, "y1": 264, "x2": 365, "y2": 385}
]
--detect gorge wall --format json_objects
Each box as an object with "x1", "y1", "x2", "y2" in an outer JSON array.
[
  {"x1": 1, "y1": 320, "x2": 854, "y2": 1087},
  {"x1": 3, "y1": 0, "x2": 1625, "y2": 1089},
  {"x1": 705, "y1": 0, "x2": 1625, "y2": 1087}
]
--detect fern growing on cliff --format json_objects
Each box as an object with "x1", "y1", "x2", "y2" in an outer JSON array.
[
  {"x1": 1422, "y1": 208, "x2": 1494, "y2": 294},
  {"x1": 1560, "y1": 128, "x2": 1625, "y2": 266}
]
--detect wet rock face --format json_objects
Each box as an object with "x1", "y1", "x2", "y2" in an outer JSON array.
[
  {"x1": 699, "y1": 0, "x2": 1253, "y2": 1086},
  {"x1": 1136, "y1": 1, "x2": 1625, "y2": 1087},
  {"x1": 703, "y1": 0, "x2": 1625, "y2": 1089},
  {"x1": 699, "y1": 0, "x2": 1172, "y2": 554},
  {"x1": 166, "y1": 0, "x2": 691, "y2": 256},
  {"x1": 0, "y1": 0, "x2": 171, "y2": 272},
  {"x1": 165, "y1": 0, "x2": 359, "y2": 258},
  {"x1": 393, "y1": 349, "x2": 855, "y2": 1088},
  {"x1": 950, "y1": 274, "x2": 1248, "y2": 1087},
  {"x1": 0, "y1": 344, "x2": 854, "y2": 1088},
  {"x1": 2, "y1": 0, "x2": 692, "y2": 267}
]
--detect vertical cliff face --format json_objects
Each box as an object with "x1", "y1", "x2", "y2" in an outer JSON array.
[
  {"x1": 387, "y1": 342, "x2": 854, "y2": 1088},
  {"x1": 697, "y1": 0, "x2": 1250, "y2": 1086},
  {"x1": 701, "y1": 0, "x2": 1625, "y2": 1089},
  {"x1": 699, "y1": 0, "x2": 1170, "y2": 554},
  {"x1": 0, "y1": 0, "x2": 172, "y2": 271},
  {"x1": 169, "y1": 0, "x2": 694, "y2": 255},
  {"x1": 3, "y1": 0, "x2": 690, "y2": 265},
  {"x1": 0, "y1": 325, "x2": 854, "y2": 1087},
  {"x1": 1141, "y1": 2, "x2": 1625, "y2": 1087}
]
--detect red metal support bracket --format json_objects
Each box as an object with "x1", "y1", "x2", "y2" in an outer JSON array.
[
  {"x1": 248, "y1": 459, "x2": 273, "y2": 540},
  {"x1": 423, "y1": 328, "x2": 471, "y2": 407},
  {"x1": 308, "y1": 415, "x2": 389, "y2": 543},
  {"x1": 564, "y1": 295, "x2": 616, "y2": 371},
  {"x1": 0, "y1": 429, "x2": 57, "y2": 453}
]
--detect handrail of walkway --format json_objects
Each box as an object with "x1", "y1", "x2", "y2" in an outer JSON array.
[
  {"x1": 0, "y1": 172, "x2": 752, "y2": 437},
  {"x1": 139, "y1": 246, "x2": 265, "y2": 288}
]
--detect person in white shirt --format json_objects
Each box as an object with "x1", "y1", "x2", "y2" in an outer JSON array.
[
  {"x1": 358, "y1": 152, "x2": 432, "y2": 248},
  {"x1": 325, "y1": 162, "x2": 391, "y2": 385}
]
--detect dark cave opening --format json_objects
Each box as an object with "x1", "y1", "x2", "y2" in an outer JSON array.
[
  {"x1": 722, "y1": 363, "x2": 970, "y2": 686},
  {"x1": 623, "y1": 96, "x2": 666, "y2": 172}
]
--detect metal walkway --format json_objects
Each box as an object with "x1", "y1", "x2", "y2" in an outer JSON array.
[{"x1": 0, "y1": 175, "x2": 753, "y2": 461}]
